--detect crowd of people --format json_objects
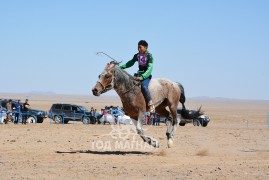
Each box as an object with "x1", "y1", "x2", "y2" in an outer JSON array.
[
  {"x1": 88, "y1": 106, "x2": 161, "y2": 126},
  {"x1": 1, "y1": 101, "x2": 163, "y2": 126},
  {"x1": 145, "y1": 112, "x2": 161, "y2": 126},
  {"x1": 0, "y1": 99, "x2": 31, "y2": 124}
]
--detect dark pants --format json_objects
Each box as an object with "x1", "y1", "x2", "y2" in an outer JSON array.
[
  {"x1": 151, "y1": 118, "x2": 155, "y2": 125},
  {"x1": 22, "y1": 111, "x2": 29, "y2": 124},
  {"x1": 141, "y1": 77, "x2": 152, "y2": 103},
  {"x1": 15, "y1": 113, "x2": 21, "y2": 124}
]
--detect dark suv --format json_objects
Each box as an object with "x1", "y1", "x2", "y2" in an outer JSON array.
[
  {"x1": 48, "y1": 104, "x2": 93, "y2": 124},
  {"x1": 0, "y1": 99, "x2": 48, "y2": 123},
  {"x1": 177, "y1": 108, "x2": 210, "y2": 127}
]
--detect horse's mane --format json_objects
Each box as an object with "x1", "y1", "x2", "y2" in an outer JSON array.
[{"x1": 113, "y1": 67, "x2": 140, "y2": 92}]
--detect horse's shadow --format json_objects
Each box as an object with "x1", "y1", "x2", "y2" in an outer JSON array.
[{"x1": 55, "y1": 150, "x2": 153, "y2": 155}]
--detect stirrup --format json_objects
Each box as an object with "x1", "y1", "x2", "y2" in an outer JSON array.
[{"x1": 149, "y1": 104, "x2": 155, "y2": 114}]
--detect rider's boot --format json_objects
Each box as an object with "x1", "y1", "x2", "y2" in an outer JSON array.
[{"x1": 148, "y1": 100, "x2": 155, "y2": 114}]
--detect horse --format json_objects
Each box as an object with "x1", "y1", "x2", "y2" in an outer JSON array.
[{"x1": 92, "y1": 61, "x2": 186, "y2": 148}]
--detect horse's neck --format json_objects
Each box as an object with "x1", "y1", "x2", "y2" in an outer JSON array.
[{"x1": 113, "y1": 68, "x2": 138, "y2": 97}]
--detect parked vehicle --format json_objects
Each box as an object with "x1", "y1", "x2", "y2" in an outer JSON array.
[
  {"x1": 0, "y1": 108, "x2": 7, "y2": 124},
  {"x1": 0, "y1": 99, "x2": 48, "y2": 123},
  {"x1": 48, "y1": 103, "x2": 95, "y2": 124},
  {"x1": 159, "y1": 107, "x2": 210, "y2": 127},
  {"x1": 177, "y1": 108, "x2": 210, "y2": 127},
  {"x1": 99, "y1": 109, "x2": 132, "y2": 125}
]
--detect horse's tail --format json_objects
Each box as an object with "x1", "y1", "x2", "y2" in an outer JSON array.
[{"x1": 177, "y1": 82, "x2": 186, "y2": 109}]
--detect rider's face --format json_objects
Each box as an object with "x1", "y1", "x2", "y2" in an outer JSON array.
[{"x1": 138, "y1": 45, "x2": 147, "y2": 54}]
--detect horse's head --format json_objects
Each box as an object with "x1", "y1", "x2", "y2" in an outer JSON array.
[{"x1": 92, "y1": 62, "x2": 117, "y2": 96}]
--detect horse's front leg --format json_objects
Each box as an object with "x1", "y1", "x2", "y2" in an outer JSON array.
[{"x1": 132, "y1": 112, "x2": 159, "y2": 148}]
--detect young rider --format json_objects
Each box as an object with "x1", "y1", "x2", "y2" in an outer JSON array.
[{"x1": 119, "y1": 40, "x2": 155, "y2": 113}]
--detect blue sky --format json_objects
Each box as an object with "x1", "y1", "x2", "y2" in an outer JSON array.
[{"x1": 0, "y1": 0, "x2": 268, "y2": 100}]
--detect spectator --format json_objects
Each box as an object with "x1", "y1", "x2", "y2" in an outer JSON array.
[
  {"x1": 89, "y1": 107, "x2": 95, "y2": 124},
  {"x1": 0, "y1": 105, "x2": 3, "y2": 124},
  {"x1": 5, "y1": 99, "x2": 12, "y2": 124},
  {"x1": 94, "y1": 109, "x2": 100, "y2": 124},
  {"x1": 145, "y1": 112, "x2": 150, "y2": 125},
  {"x1": 98, "y1": 109, "x2": 104, "y2": 124},
  {"x1": 103, "y1": 109, "x2": 108, "y2": 125},
  {"x1": 113, "y1": 107, "x2": 119, "y2": 125},
  {"x1": 94, "y1": 109, "x2": 97, "y2": 122},
  {"x1": 14, "y1": 100, "x2": 22, "y2": 124},
  {"x1": 156, "y1": 113, "x2": 160, "y2": 126},
  {"x1": 22, "y1": 99, "x2": 31, "y2": 124},
  {"x1": 151, "y1": 113, "x2": 155, "y2": 126}
]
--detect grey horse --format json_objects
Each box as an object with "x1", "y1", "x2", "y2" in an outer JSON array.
[{"x1": 92, "y1": 62, "x2": 185, "y2": 148}]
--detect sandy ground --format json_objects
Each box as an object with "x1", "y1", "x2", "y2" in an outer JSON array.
[{"x1": 0, "y1": 93, "x2": 269, "y2": 179}]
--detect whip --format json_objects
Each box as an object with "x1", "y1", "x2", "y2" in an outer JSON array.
[{"x1": 96, "y1": 52, "x2": 122, "y2": 65}]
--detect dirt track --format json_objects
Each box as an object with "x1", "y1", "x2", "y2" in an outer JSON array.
[{"x1": 0, "y1": 94, "x2": 269, "y2": 179}]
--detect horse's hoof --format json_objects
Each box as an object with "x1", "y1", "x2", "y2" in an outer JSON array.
[
  {"x1": 168, "y1": 139, "x2": 174, "y2": 148},
  {"x1": 151, "y1": 139, "x2": 159, "y2": 148},
  {"x1": 154, "y1": 140, "x2": 160, "y2": 148}
]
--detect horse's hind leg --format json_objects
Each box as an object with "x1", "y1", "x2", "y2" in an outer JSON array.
[
  {"x1": 166, "y1": 104, "x2": 178, "y2": 148},
  {"x1": 134, "y1": 112, "x2": 159, "y2": 148}
]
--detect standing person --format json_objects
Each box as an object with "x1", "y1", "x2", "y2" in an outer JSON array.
[
  {"x1": 5, "y1": 99, "x2": 12, "y2": 124},
  {"x1": 89, "y1": 107, "x2": 95, "y2": 124},
  {"x1": 94, "y1": 109, "x2": 97, "y2": 124},
  {"x1": 0, "y1": 105, "x2": 2, "y2": 123},
  {"x1": 14, "y1": 100, "x2": 22, "y2": 124},
  {"x1": 98, "y1": 109, "x2": 104, "y2": 124},
  {"x1": 22, "y1": 99, "x2": 31, "y2": 124},
  {"x1": 103, "y1": 109, "x2": 108, "y2": 125},
  {"x1": 156, "y1": 113, "x2": 160, "y2": 126},
  {"x1": 113, "y1": 107, "x2": 119, "y2": 125},
  {"x1": 119, "y1": 40, "x2": 155, "y2": 113},
  {"x1": 151, "y1": 113, "x2": 155, "y2": 126},
  {"x1": 145, "y1": 112, "x2": 150, "y2": 125}
]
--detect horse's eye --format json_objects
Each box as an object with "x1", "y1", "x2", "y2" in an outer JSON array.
[
  {"x1": 105, "y1": 74, "x2": 109, "y2": 79},
  {"x1": 98, "y1": 75, "x2": 101, "y2": 79}
]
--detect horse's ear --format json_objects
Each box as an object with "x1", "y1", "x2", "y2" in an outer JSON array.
[
  {"x1": 104, "y1": 63, "x2": 111, "y2": 71},
  {"x1": 109, "y1": 65, "x2": 117, "y2": 74}
]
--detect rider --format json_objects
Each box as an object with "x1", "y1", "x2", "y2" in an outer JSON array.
[{"x1": 119, "y1": 40, "x2": 155, "y2": 113}]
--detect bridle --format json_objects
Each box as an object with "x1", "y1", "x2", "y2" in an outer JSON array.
[
  {"x1": 97, "y1": 72, "x2": 140, "y2": 95},
  {"x1": 95, "y1": 57, "x2": 140, "y2": 95},
  {"x1": 97, "y1": 80, "x2": 112, "y2": 94}
]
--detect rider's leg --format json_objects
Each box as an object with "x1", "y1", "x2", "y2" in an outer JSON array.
[{"x1": 141, "y1": 78, "x2": 155, "y2": 113}]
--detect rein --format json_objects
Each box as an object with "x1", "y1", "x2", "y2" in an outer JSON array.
[
  {"x1": 113, "y1": 69, "x2": 140, "y2": 95},
  {"x1": 121, "y1": 81, "x2": 140, "y2": 94}
]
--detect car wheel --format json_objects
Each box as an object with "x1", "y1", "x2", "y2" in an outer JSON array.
[
  {"x1": 27, "y1": 116, "x2": 36, "y2": 123},
  {"x1": 193, "y1": 119, "x2": 200, "y2": 126},
  {"x1": 37, "y1": 117, "x2": 44, "y2": 123},
  {"x1": 54, "y1": 115, "x2": 63, "y2": 124},
  {"x1": 82, "y1": 116, "x2": 90, "y2": 124},
  {"x1": 200, "y1": 121, "x2": 208, "y2": 127},
  {"x1": 179, "y1": 122, "x2": 186, "y2": 126}
]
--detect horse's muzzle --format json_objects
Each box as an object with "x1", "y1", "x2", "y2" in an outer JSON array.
[{"x1": 92, "y1": 88, "x2": 100, "y2": 96}]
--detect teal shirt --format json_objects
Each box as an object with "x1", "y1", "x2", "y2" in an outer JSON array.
[{"x1": 119, "y1": 51, "x2": 154, "y2": 80}]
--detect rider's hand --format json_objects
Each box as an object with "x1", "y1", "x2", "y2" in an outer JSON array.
[{"x1": 135, "y1": 76, "x2": 141, "y2": 81}]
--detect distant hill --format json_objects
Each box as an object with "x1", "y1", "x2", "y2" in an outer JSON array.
[{"x1": 26, "y1": 91, "x2": 57, "y2": 95}]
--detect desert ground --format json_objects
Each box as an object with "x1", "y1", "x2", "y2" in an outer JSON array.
[{"x1": 0, "y1": 93, "x2": 269, "y2": 179}]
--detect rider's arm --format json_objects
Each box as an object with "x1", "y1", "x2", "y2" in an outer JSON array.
[{"x1": 119, "y1": 55, "x2": 137, "y2": 69}]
